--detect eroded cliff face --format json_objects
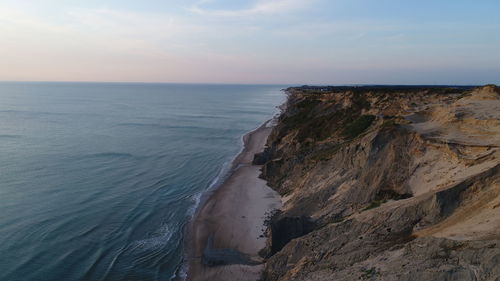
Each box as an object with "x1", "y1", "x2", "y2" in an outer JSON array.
[{"x1": 259, "y1": 85, "x2": 500, "y2": 281}]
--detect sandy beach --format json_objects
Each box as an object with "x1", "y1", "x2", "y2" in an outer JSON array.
[{"x1": 185, "y1": 122, "x2": 282, "y2": 281}]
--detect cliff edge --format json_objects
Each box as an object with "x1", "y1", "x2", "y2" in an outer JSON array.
[{"x1": 258, "y1": 85, "x2": 500, "y2": 281}]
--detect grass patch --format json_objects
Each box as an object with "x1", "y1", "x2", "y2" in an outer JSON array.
[
  {"x1": 287, "y1": 109, "x2": 344, "y2": 142},
  {"x1": 363, "y1": 200, "x2": 383, "y2": 211},
  {"x1": 458, "y1": 92, "x2": 473, "y2": 99},
  {"x1": 361, "y1": 267, "x2": 380, "y2": 280},
  {"x1": 342, "y1": 115, "x2": 376, "y2": 139},
  {"x1": 351, "y1": 92, "x2": 371, "y2": 110},
  {"x1": 309, "y1": 144, "x2": 342, "y2": 161},
  {"x1": 316, "y1": 214, "x2": 345, "y2": 229},
  {"x1": 329, "y1": 215, "x2": 345, "y2": 223},
  {"x1": 296, "y1": 98, "x2": 321, "y2": 109},
  {"x1": 381, "y1": 119, "x2": 398, "y2": 129},
  {"x1": 363, "y1": 190, "x2": 412, "y2": 211},
  {"x1": 281, "y1": 94, "x2": 374, "y2": 142},
  {"x1": 376, "y1": 190, "x2": 412, "y2": 201}
]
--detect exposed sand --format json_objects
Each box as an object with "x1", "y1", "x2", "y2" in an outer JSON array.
[
  {"x1": 407, "y1": 86, "x2": 500, "y2": 241},
  {"x1": 185, "y1": 122, "x2": 282, "y2": 281}
]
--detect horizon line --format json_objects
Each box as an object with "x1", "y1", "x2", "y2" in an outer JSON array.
[{"x1": 0, "y1": 80, "x2": 488, "y2": 87}]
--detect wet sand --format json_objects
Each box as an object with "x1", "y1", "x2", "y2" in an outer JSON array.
[{"x1": 185, "y1": 122, "x2": 281, "y2": 281}]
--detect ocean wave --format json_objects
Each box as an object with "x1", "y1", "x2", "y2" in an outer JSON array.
[
  {"x1": 0, "y1": 134, "x2": 22, "y2": 139},
  {"x1": 171, "y1": 262, "x2": 188, "y2": 281},
  {"x1": 186, "y1": 157, "x2": 233, "y2": 218},
  {"x1": 81, "y1": 152, "x2": 135, "y2": 159},
  {"x1": 179, "y1": 114, "x2": 230, "y2": 120},
  {"x1": 129, "y1": 224, "x2": 174, "y2": 252},
  {"x1": 174, "y1": 119, "x2": 273, "y2": 281},
  {"x1": 0, "y1": 109, "x2": 75, "y2": 117},
  {"x1": 187, "y1": 192, "x2": 202, "y2": 218},
  {"x1": 116, "y1": 123, "x2": 202, "y2": 130}
]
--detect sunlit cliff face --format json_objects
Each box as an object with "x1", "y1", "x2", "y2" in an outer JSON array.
[{"x1": 1, "y1": 0, "x2": 499, "y2": 84}]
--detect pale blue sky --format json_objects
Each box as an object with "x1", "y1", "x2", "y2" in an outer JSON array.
[{"x1": 1, "y1": 0, "x2": 499, "y2": 84}]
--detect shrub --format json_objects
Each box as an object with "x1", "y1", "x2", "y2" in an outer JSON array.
[
  {"x1": 296, "y1": 99, "x2": 321, "y2": 109},
  {"x1": 381, "y1": 119, "x2": 398, "y2": 129},
  {"x1": 363, "y1": 200, "x2": 383, "y2": 211},
  {"x1": 309, "y1": 144, "x2": 342, "y2": 161},
  {"x1": 342, "y1": 115, "x2": 376, "y2": 139}
]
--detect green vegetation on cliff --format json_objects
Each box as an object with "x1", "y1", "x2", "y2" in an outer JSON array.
[{"x1": 341, "y1": 115, "x2": 375, "y2": 139}]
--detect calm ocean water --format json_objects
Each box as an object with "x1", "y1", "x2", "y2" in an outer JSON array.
[{"x1": 0, "y1": 82, "x2": 285, "y2": 281}]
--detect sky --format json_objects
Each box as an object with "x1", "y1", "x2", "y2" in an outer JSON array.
[{"x1": 0, "y1": 0, "x2": 499, "y2": 84}]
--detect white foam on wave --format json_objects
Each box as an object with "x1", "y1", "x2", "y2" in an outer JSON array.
[
  {"x1": 174, "y1": 156, "x2": 235, "y2": 281},
  {"x1": 187, "y1": 191, "x2": 202, "y2": 217},
  {"x1": 171, "y1": 260, "x2": 188, "y2": 281},
  {"x1": 174, "y1": 89, "x2": 288, "y2": 281},
  {"x1": 129, "y1": 224, "x2": 173, "y2": 252},
  {"x1": 186, "y1": 156, "x2": 233, "y2": 218},
  {"x1": 267, "y1": 91, "x2": 288, "y2": 128},
  {"x1": 174, "y1": 130, "x2": 247, "y2": 281}
]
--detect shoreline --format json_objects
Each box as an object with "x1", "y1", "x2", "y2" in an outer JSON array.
[{"x1": 183, "y1": 120, "x2": 282, "y2": 281}]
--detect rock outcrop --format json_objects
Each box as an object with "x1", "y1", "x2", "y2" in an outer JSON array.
[{"x1": 259, "y1": 85, "x2": 500, "y2": 281}]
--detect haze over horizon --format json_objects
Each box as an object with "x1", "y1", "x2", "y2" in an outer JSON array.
[{"x1": 1, "y1": 0, "x2": 499, "y2": 85}]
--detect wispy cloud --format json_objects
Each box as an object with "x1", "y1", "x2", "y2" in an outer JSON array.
[
  {"x1": 0, "y1": 5, "x2": 207, "y2": 55},
  {"x1": 0, "y1": 0, "x2": 498, "y2": 84},
  {"x1": 189, "y1": 0, "x2": 314, "y2": 17}
]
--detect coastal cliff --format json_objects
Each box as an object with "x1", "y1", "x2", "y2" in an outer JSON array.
[{"x1": 257, "y1": 85, "x2": 500, "y2": 281}]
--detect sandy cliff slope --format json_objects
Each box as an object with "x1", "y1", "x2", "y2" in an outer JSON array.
[{"x1": 258, "y1": 85, "x2": 500, "y2": 281}]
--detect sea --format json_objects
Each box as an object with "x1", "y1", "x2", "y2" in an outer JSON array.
[{"x1": 0, "y1": 82, "x2": 286, "y2": 281}]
